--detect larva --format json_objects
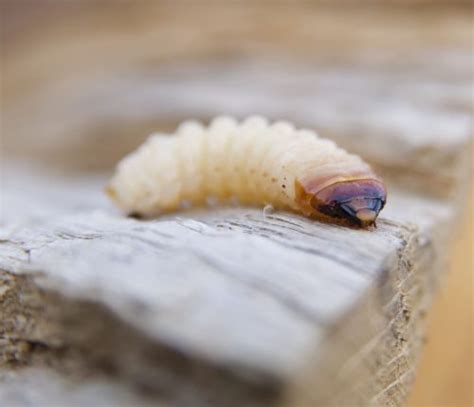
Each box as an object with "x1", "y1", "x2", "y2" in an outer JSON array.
[{"x1": 107, "y1": 116, "x2": 386, "y2": 227}]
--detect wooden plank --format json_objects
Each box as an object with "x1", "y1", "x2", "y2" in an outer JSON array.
[
  {"x1": 0, "y1": 167, "x2": 457, "y2": 406},
  {"x1": 0, "y1": 368, "x2": 158, "y2": 407}
]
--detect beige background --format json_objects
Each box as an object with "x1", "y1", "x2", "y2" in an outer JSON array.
[{"x1": 408, "y1": 195, "x2": 473, "y2": 407}]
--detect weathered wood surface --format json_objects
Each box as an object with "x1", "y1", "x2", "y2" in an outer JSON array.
[
  {"x1": 0, "y1": 368, "x2": 158, "y2": 407},
  {"x1": 1, "y1": 3, "x2": 473, "y2": 406},
  {"x1": 0, "y1": 164, "x2": 461, "y2": 406}
]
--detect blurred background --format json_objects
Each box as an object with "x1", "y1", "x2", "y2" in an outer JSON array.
[{"x1": 1, "y1": 1, "x2": 472, "y2": 405}]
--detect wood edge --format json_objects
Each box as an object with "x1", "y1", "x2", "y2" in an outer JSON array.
[{"x1": 282, "y1": 218, "x2": 446, "y2": 406}]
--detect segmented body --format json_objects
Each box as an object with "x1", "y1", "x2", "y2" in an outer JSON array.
[{"x1": 107, "y1": 116, "x2": 386, "y2": 227}]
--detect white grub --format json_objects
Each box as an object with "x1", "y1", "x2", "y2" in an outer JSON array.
[{"x1": 107, "y1": 116, "x2": 378, "y2": 222}]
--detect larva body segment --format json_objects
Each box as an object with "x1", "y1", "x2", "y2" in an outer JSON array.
[{"x1": 107, "y1": 116, "x2": 387, "y2": 227}]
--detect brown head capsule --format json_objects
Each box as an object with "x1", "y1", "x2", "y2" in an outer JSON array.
[
  {"x1": 295, "y1": 176, "x2": 387, "y2": 228},
  {"x1": 310, "y1": 179, "x2": 386, "y2": 227}
]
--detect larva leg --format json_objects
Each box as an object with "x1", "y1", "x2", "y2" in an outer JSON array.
[{"x1": 263, "y1": 204, "x2": 275, "y2": 217}]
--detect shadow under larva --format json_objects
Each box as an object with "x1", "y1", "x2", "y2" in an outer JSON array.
[{"x1": 107, "y1": 116, "x2": 387, "y2": 228}]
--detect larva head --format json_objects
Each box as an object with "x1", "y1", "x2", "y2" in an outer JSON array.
[{"x1": 310, "y1": 179, "x2": 386, "y2": 227}]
